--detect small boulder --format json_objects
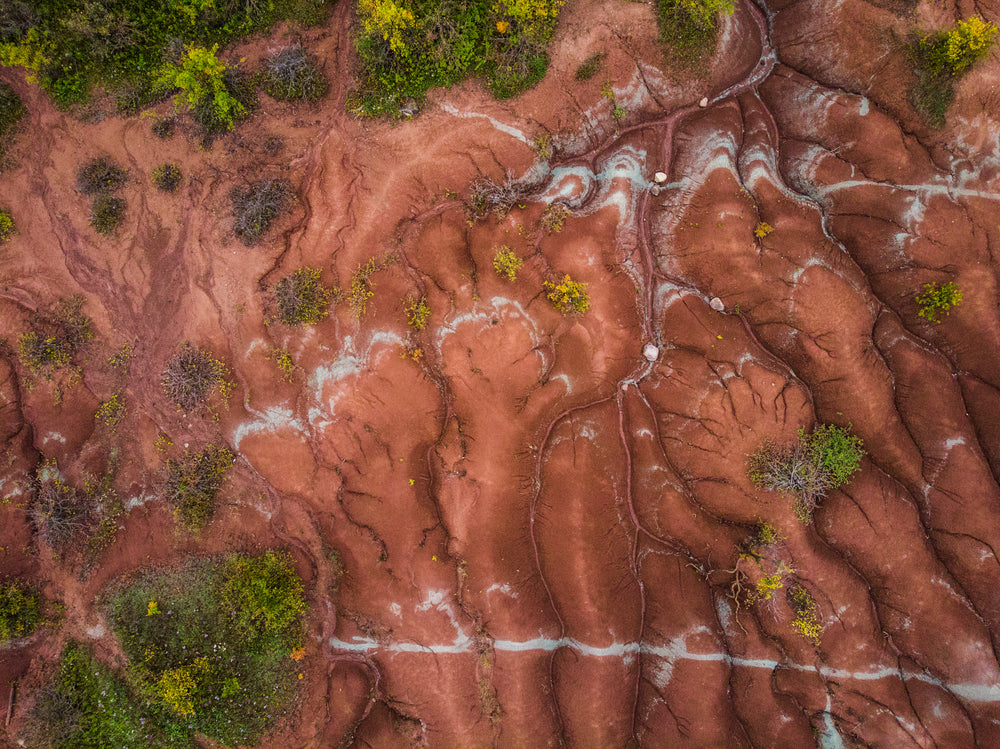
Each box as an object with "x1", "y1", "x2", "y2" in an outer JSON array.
[
  {"x1": 699, "y1": 97, "x2": 709, "y2": 108},
  {"x1": 643, "y1": 342, "x2": 659, "y2": 362},
  {"x1": 650, "y1": 185, "x2": 661, "y2": 196},
  {"x1": 653, "y1": 172, "x2": 668, "y2": 184},
  {"x1": 709, "y1": 297, "x2": 725, "y2": 312}
]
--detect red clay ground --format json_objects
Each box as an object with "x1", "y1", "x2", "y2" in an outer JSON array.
[{"x1": 3, "y1": 0, "x2": 1000, "y2": 746}]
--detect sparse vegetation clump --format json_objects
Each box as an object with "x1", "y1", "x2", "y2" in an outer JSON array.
[
  {"x1": 265, "y1": 44, "x2": 327, "y2": 102},
  {"x1": 0, "y1": 81, "x2": 26, "y2": 164},
  {"x1": 30, "y1": 463, "x2": 87, "y2": 548},
  {"x1": 231, "y1": 178, "x2": 292, "y2": 245},
  {"x1": 915, "y1": 280, "x2": 963, "y2": 323},
  {"x1": 540, "y1": 203, "x2": 569, "y2": 233},
  {"x1": 271, "y1": 347, "x2": 297, "y2": 381},
  {"x1": 492, "y1": 245, "x2": 523, "y2": 281},
  {"x1": 575, "y1": 52, "x2": 605, "y2": 81},
  {"x1": 161, "y1": 343, "x2": 232, "y2": 412},
  {"x1": 348, "y1": 257, "x2": 379, "y2": 317},
  {"x1": 351, "y1": 0, "x2": 565, "y2": 116},
  {"x1": 89, "y1": 194, "x2": 127, "y2": 234},
  {"x1": 156, "y1": 44, "x2": 252, "y2": 133},
  {"x1": 544, "y1": 273, "x2": 590, "y2": 314},
  {"x1": 152, "y1": 163, "x2": 183, "y2": 192},
  {"x1": 754, "y1": 221, "x2": 773, "y2": 238},
  {"x1": 0, "y1": 579, "x2": 40, "y2": 641},
  {"x1": 469, "y1": 171, "x2": 534, "y2": 220},
  {"x1": 789, "y1": 585, "x2": 822, "y2": 645},
  {"x1": 913, "y1": 17, "x2": 998, "y2": 127},
  {"x1": 95, "y1": 390, "x2": 126, "y2": 428},
  {"x1": 656, "y1": 0, "x2": 735, "y2": 66},
  {"x1": 18, "y1": 295, "x2": 93, "y2": 375},
  {"x1": 76, "y1": 156, "x2": 128, "y2": 195},
  {"x1": 405, "y1": 295, "x2": 431, "y2": 330},
  {"x1": 164, "y1": 444, "x2": 234, "y2": 529},
  {"x1": 274, "y1": 267, "x2": 332, "y2": 325},
  {"x1": 151, "y1": 116, "x2": 176, "y2": 139},
  {"x1": 0, "y1": 207, "x2": 15, "y2": 241},
  {"x1": 748, "y1": 424, "x2": 865, "y2": 522}
]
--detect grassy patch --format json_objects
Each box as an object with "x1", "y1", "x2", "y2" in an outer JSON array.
[
  {"x1": 0, "y1": 579, "x2": 40, "y2": 641},
  {"x1": 90, "y1": 194, "x2": 127, "y2": 234},
  {"x1": 163, "y1": 444, "x2": 234, "y2": 529},
  {"x1": 231, "y1": 178, "x2": 292, "y2": 246},
  {"x1": 655, "y1": 0, "x2": 734, "y2": 68},
  {"x1": 0, "y1": 0, "x2": 329, "y2": 110},
  {"x1": 351, "y1": 0, "x2": 565, "y2": 116},
  {"x1": 273, "y1": 267, "x2": 332, "y2": 325},
  {"x1": 915, "y1": 280, "x2": 962, "y2": 323}
]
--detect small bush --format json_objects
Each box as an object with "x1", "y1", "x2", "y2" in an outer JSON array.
[
  {"x1": 30, "y1": 464, "x2": 87, "y2": 548},
  {"x1": 0, "y1": 579, "x2": 40, "y2": 640},
  {"x1": 76, "y1": 156, "x2": 128, "y2": 195},
  {"x1": 161, "y1": 343, "x2": 232, "y2": 412},
  {"x1": 90, "y1": 194, "x2": 127, "y2": 234},
  {"x1": 348, "y1": 257, "x2": 378, "y2": 317},
  {"x1": 575, "y1": 52, "x2": 605, "y2": 81},
  {"x1": 231, "y1": 178, "x2": 292, "y2": 245},
  {"x1": 540, "y1": 203, "x2": 569, "y2": 233},
  {"x1": 0, "y1": 207, "x2": 15, "y2": 240},
  {"x1": 164, "y1": 444, "x2": 234, "y2": 529},
  {"x1": 222, "y1": 550, "x2": 306, "y2": 641},
  {"x1": 95, "y1": 391, "x2": 126, "y2": 428},
  {"x1": 18, "y1": 295, "x2": 93, "y2": 374},
  {"x1": 469, "y1": 171, "x2": 534, "y2": 220},
  {"x1": 274, "y1": 267, "x2": 331, "y2": 325},
  {"x1": 265, "y1": 44, "x2": 327, "y2": 102},
  {"x1": 405, "y1": 296, "x2": 430, "y2": 330},
  {"x1": 915, "y1": 280, "x2": 962, "y2": 323},
  {"x1": 155, "y1": 44, "x2": 247, "y2": 132},
  {"x1": 151, "y1": 116, "x2": 176, "y2": 139},
  {"x1": 151, "y1": 163, "x2": 182, "y2": 192},
  {"x1": 913, "y1": 18, "x2": 997, "y2": 126},
  {"x1": 754, "y1": 221, "x2": 773, "y2": 238},
  {"x1": 544, "y1": 274, "x2": 590, "y2": 314},
  {"x1": 789, "y1": 585, "x2": 822, "y2": 645},
  {"x1": 492, "y1": 245, "x2": 523, "y2": 281},
  {"x1": 271, "y1": 347, "x2": 296, "y2": 381},
  {"x1": 0, "y1": 81, "x2": 25, "y2": 163},
  {"x1": 799, "y1": 424, "x2": 865, "y2": 488}
]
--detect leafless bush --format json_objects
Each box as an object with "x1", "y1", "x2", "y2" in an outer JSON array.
[
  {"x1": 265, "y1": 44, "x2": 327, "y2": 102},
  {"x1": 30, "y1": 470, "x2": 87, "y2": 548},
  {"x1": 748, "y1": 442, "x2": 831, "y2": 521},
  {"x1": 161, "y1": 343, "x2": 231, "y2": 412},
  {"x1": 468, "y1": 170, "x2": 537, "y2": 220},
  {"x1": 231, "y1": 178, "x2": 292, "y2": 245}
]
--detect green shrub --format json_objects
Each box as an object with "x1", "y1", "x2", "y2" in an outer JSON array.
[
  {"x1": 492, "y1": 245, "x2": 523, "y2": 281},
  {"x1": 0, "y1": 80, "x2": 25, "y2": 162},
  {"x1": 351, "y1": 0, "x2": 565, "y2": 116},
  {"x1": 540, "y1": 203, "x2": 569, "y2": 233},
  {"x1": 0, "y1": 207, "x2": 15, "y2": 240},
  {"x1": 274, "y1": 266, "x2": 331, "y2": 325},
  {"x1": 101, "y1": 552, "x2": 307, "y2": 745},
  {"x1": 90, "y1": 194, "x2": 127, "y2": 234},
  {"x1": 156, "y1": 44, "x2": 247, "y2": 131},
  {"x1": 265, "y1": 44, "x2": 327, "y2": 102},
  {"x1": 913, "y1": 17, "x2": 997, "y2": 126},
  {"x1": 915, "y1": 280, "x2": 962, "y2": 323},
  {"x1": 749, "y1": 424, "x2": 864, "y2": 522},
  {"x1": 0, "y1": 579, "x2": 40, "y2": 640},
  {"x1": 544, "y1": 273, "x2": 589, "y2": 314},
  {"x1": 656, "y1": 0, "x2": 734, "y2": 65},
  {"x1": 151, "y1": 163, "x2": 182, "y2": 192},
  {"x1": 164, "y1": 444, "x2": 234, "y2": 529},
  {"x1": 347, "y1": 257, "x2": 378, "y2": 317},
  {"x1": 161, "y1": 342, "x2": 232, "y2": 412},
  {"x1": 231, "y1": 178, "x2": 292, "y2": 245},
  {"x1": 789, "y1": 585, "x2": 822, "y2": 644}
]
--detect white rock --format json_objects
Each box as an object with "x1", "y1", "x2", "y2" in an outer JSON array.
[
  {"x1": 643, "y1": 343, "x2": 659, "y2": 362},
  {"x1": 653, "y1": 171, "x2": 668, "y2": 184},
  {"x1": 699, "y1": 97, "x2": 709, "y2": 108},
  {"x1": 709, "y1": 297, "x2": 725, "y2": 312}
]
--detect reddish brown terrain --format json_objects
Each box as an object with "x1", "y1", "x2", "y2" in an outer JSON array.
[{"x1": 3, "y1": 0, "x2": 1000, "y2": 746}]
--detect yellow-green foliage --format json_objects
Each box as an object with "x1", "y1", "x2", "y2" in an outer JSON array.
[
  {"x1": 747, "y1": 571, "x2": 785, "y2": 606},
  {"x1": 540, "y1": 203, "x2": 569, "y2": 233},
  {"x1": 0, "y1": 209, "x2": 14, "y2": 241},
  {"x1": 493, "y1": 245, "x2": 523, "y2": 281},
  {"x1": 753, "y1": 520, "x2": 780, "y2": 548},
  {"x1": 274, "y1": 267, "x2": 332, "y2": 325},
  {"x1": 943, "y1": 17, "x2": 998, "y2": 73},
  {"x1": 164, "y1": 444, "x2": 234, "y2": 529},
  {"x1": 95, "y1": 391, "x2": 126, "y2": 428},
  {"x1": 271, "y1": 348, "x2": 297, "y2": 381},
  {"x1": 348, "y1": 258, "x2": 378, "y2": 318},
  {"x1": 156, "y1": 44, "x2": 245, "y2": 130},
  {"x1": 790, "y1": 585, "x2": 822, "y2": 645},
  {"x1": 156, "y1": 660, "x2": 209, "y2": 717},
  {"x1": 405, "y1": 296, "x2": 431, "y2": 330},
  {"x1": 19, "y1": 332, "x2": 72, "y2": 372},
  {"x1": 0, "y1": 580, "x2": 40, "y2": 640},
  {"x1": 222, "y1": 550, "x2": 306, "y2": 639},
  {"x1": 0, "y1": 28, "x2": 48, "y2": 81},
  {"x1": 754, "y1": 221, "x2": 773, "y2": 238},
  {"x1": 544, "y1": 274, "x2": 590, "y2": 314},
  {"x1": 108, "y1": 343, "x2": 134, "y2": 373},
  {"x1": 916, "y1": 281, "x2": 963, "y2": 323},
  {"x1": 359, "y1": 0, "x2": 416, "y2": 54},
  {"x1": 494, "y1": 0, "x2": 564, "y2": 40}
]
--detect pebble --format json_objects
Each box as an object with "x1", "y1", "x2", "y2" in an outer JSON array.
[
  {"x1": 709, "y1": 297, "x2": 725, "y2": 312},
  {"x1": 650, "y1": 185, "x2": 661, "y2": 196},
  {"x1": 643, "y1": 342, "x2": 659, "y2": 362},
  {"x1": 653, "y1": 171, "x2": 667, "y2": 184},
  {"x1": 699, "y1": 97, "x2": 709, "y2": 108}
]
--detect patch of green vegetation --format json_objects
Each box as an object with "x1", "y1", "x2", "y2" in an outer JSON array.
[
  {"x1": 108, "y1": 342, "x2": 134, "y2": 373},
  {"x1": 102, "y1": 551, "x2": 306, "y2": 745},
  {"x1": 0, "y1": 207, "x2": 16, "y2": 241},
  {"x1": 155, "y1": 44, "x2": 249, "y2": 132},
  {"x1": 0, "y1": 0, "x2": 329, "y2": 110},
  {"x1": 151, "y1": 163, "x2": 182, "y2": 192},
  {"x1": 164, "y1": 444, "x2": 233, "y2": 529},
  {"x1": 351, "y1": 0, "x2": 565, "y2": 116},
  {"x1": 0, "y1": 579, "x2": 40, "y2": 640},
  {"x1": 544, "y1": 273, "x2": 589, "y2": 314},
  {"x1": 274, "y1": 266, "x2": 332, "y2": 325},
  {"x1": 231, "y1": 178, "x2": 292, "y2": 245},
  {"x1": 492, "y1": 245, "x2": 523, "y2": 281},
  {"x1": 915, "y1": 280, "x2": 962, "y2": 323},
  {"x1": 265, "y1": 44, "x2": 327, "y2": 102},
  {"x1": 18, "y1": 295, "x2": 93, "y2": 375},
  {"x1": 748, "y1": 424, "x2": 864, "y2": 523},
  {"x1": 405, "y1": 295, "x2": 430, "y2": 330},
  {"x1": 0, "y1": 80, "x2": 26, "y2": 164},
  {"x1": 90, "y1": 194, "x2": 127, "y2": 234},
  {"x1": 655, "y1": 0, "x2": 734, "y2": 67},
  {"x1": 574, "y1": 51, "x2": 605, "y2": 81},
  {"x1": 161, "y1": 342, "x2": 233, "y2": 412},
  {"x1": 912, "y1": 17, "x2": 997, "y2": 127}
]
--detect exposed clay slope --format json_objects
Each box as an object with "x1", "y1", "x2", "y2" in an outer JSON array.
[{"x1": 2, "y1": 0, "x2": 1000, "y2": 747}]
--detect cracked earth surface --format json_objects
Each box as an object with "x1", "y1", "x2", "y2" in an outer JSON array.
[{"x1": 3, "y1": 0, "x2": 1000, "y2": 746}]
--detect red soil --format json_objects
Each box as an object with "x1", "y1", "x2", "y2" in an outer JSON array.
[{"x1": 3, "y1": 0, "x2": 1000, "y2": 746}]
